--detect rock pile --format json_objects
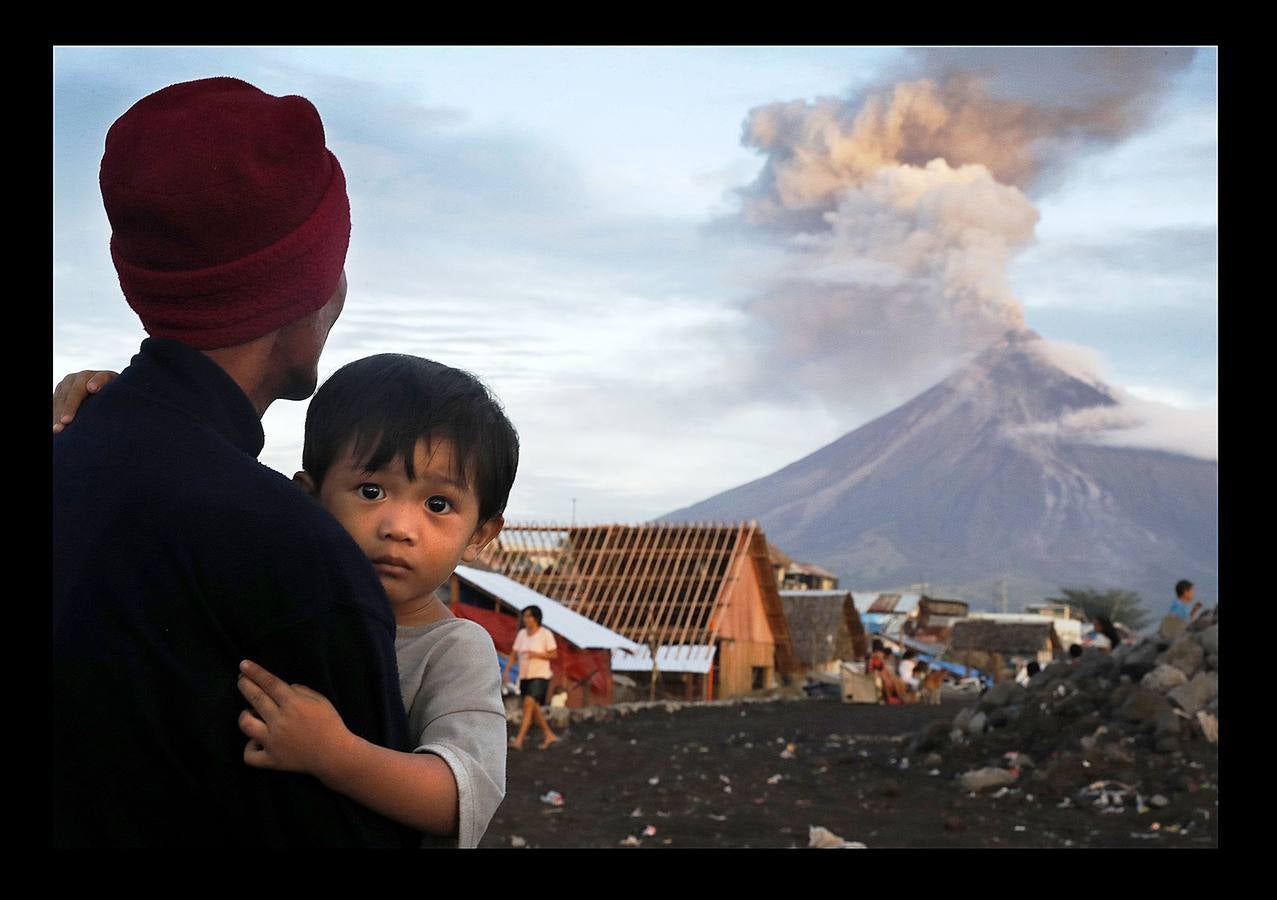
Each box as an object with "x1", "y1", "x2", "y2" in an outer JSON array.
[{"x1": 908, "y1": 610, "x2": 1219, "y2": 809}]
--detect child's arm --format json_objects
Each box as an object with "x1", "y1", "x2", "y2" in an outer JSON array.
[{"x1": 236, "y1": 658, "x2": 457, "y2": 837}]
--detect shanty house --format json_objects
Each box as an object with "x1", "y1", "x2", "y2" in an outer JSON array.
[
  {"x1": 448, "y1": 565, "x2": 641, "y2": 707},
  {"x1": 779, "y1": 589, "x2": 869, "y2": 674},
  {"x1": 850, "y1": 591, "x2": 921, "y2": 641},
  {"x1": 945, "y1": 619, "x2": 1063, "y2": 681},
  {"x1": 970, "y1": 611, "x2": 1084, "y2": 650},
  {"x1": 477, "y1": 522, "x2": 794, "y2": 701},
  {"x1": 768, "y1": 546, "x2": 839, "y2": 591},
  {"x1": 907, "y1": 596, "x2": 969, "y2": 641}
]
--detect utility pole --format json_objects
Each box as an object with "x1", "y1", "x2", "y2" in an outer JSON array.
[
  {"x1": 571, "y1": 498, "x2": 577, "y2": 527},
  {"x1": 1000, "y1": 578, "x2": 1008, "y2": 614}
]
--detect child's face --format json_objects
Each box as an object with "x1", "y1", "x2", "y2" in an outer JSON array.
[{"x1": 315, "y1": 437, "x2": 503, "y2": 621}]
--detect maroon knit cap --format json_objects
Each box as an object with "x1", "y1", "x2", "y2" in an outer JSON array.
[{"x1": 100, "y1": 77, "x2": 351, "y2": 350}]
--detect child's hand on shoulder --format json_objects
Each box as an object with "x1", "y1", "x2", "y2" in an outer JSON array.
[{"x1": 236, "y1": 659, "x2": 357, "y2": 778}]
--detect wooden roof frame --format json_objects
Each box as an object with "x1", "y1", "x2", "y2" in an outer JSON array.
[{"x1": 479, "y1": 522, "x2": 795, "y2": 673}]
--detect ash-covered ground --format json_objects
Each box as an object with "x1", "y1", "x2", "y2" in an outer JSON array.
[{"x1": 481, "y1": 695, "x2": 1218, "y2": 849}]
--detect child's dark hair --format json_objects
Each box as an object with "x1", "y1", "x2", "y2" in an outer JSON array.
[
  {"x1": 523, "y1": 606, "x2": 543, "y2": 626},
  {"x1": 1175, "y1": 579, "x2": 1193, "y2": 598},
  {"x1": 303, "y1": 354, "x2": 519, "y2": 523}
]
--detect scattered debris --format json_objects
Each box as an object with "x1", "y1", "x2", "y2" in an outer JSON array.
[
  {"x1": 781, "y1": 742, "x2": 798, "y2": 759},
  {"x1": 767, "y1": 774, "x2": 783, "y2": 785},
  {"x1": 959, "y1": 767, "x2": 1018, "y2": 793},
  {"x1": 808, "y1": 826, "x2": 866, "y2": 849},
  {"x1": 539, "y1": 790, "x2": 564, "y2": 807},
  {"x1": 510, "y1": 835, "x2": 527, "y2": 848},
  {"x1": 642, "y1": 825, "x2": 657, "y2": 837},
  {"x1": 619, "y1": 835, "x2": 641, "y2": 847}
]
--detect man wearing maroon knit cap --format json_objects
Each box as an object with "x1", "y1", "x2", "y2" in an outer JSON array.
[{"x1": 53, "y1": 78, "x2": 419, "y2": 848}]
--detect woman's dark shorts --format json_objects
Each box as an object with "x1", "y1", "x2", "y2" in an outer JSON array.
[{"x1": 520, "y1": 677, "x2": 550, "y2": 705}]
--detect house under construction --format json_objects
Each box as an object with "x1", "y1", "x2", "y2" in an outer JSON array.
[{"x1": 477, "y1": 522, "x2": 795, "y2": 700}]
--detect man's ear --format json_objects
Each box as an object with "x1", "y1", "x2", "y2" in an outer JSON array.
[
  {"x1": 463, "y1": 515, "x2": 504, "y2": 563},
  {"x1": 293, "y1": 470, "x2": 318, "y2": 496}
]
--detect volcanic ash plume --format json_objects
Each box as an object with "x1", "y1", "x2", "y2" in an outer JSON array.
[{"x1": 736, "y1": 49, "x2": 1196, "y2": 417}]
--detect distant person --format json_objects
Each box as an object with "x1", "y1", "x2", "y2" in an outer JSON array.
[
  {"x1": 868, "y1": 639, "x2": 906, "y2": 705},
  {"x1": 52, "y1": 77, "x2": 418, "y2": 847},
  {"x1": 1091, "y1": 615, "x2": 1122, "y2": 651},
  {"x1": 1170, "y1": 579, "x2": 1203, "y2": 622},
  {"x1": 503, "y1": 606, "x2": 560, "y2": 750},
  {"x1": 1016, "y1": 660, "x2": 1041, "y2": 686},
  {"x1": 898, "y1": 649, "x2": 920, "y2": 691}
]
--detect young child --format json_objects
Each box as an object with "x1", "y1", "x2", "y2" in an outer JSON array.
[{"x1": 54, "y1": 354, "x2": 518, "y2": 848}]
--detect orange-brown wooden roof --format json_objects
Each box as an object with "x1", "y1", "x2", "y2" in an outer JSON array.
[{"x1": 478, "y1": 522, "x2": 794, "y2": 672}]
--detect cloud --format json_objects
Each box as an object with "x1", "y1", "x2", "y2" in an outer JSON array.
[{"x1": 726, "y1": 48, "x2": 1203, "y2": 424}]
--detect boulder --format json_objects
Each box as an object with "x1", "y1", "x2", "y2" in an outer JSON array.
[
  {"x1": 966, "y1": 711, "x2": 988, "y2": 736},
  {"x1": 1158, "y1": 615, "x2": 1189, "y2": 642},
  {"x1": 988, "y1": 705, "x2": 1022, "y2": 729},
  {"x1": 1199, "y1": 624, "x2": 1219, "y2": 656},
  {"x1": 1205, "y1": 654, "x2": 1218, "y2": 672},
  {"x1": 1153, "y1": 708, "x2": 1181, "y2": 739},
  {"x1": 1119, "y1": 640, "x2": 1161, "y2": 681},
  {"x1": 1157, "y1": 636, "x2": 1204, "y2": 678},
  {"x1": 958, "y1": 767, "x2": 1017, "y2": 793},
  {"x1": 1141, "y1": 664, "x2": 1189, "y2": 694},
  {"x1": 1167, "y1": 671, "x2": 1218, "y2": 716},
  {"x1": 1030, "y1": 662, "x2": 1070, "y2": 692},
  {"x1": 1109, "y1": 682, "x2": 1135, "y2": 709},
  {"x1": 1069, "y1": 650, "x2": 1118, "y2": 683},
  {"x1": 910, "y1": 719, "x2": 951, "y2": 754},
  {"x1": 1119, "y1": 687, "x2": 1171, "y2": 725},
  {"x1": 980, "y1": 681, "x2": 1027, "y2": 710}
]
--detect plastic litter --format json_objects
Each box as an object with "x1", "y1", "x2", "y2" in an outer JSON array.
[
  {"x1": 719, "y1": 774, "x2": 731, "y2": 784},
  {"x1": 510, "y1": 835, "x2": 527, "y2": 848},
  {"x1": 540, "y1": 790, "x2": 564, "y2": 807},
  {"x1": 708, "y1": 814, "x2": 727, "y2": 821},
  {"x1": 642, "y1": 825, "x2": 657, "y2": 837},
  {"x1": 1013, "y1": 825, "x2": 1026, "y2": 832},
  {"x1": 1079, "y1": 780, "x2": 1134, "y2": 810},
  {"x1": 648, "y1": 776, "x2": 660, "y2": 786},
  {"x1": 619, "y1": 835, "x2": 641, "y2": 847},
  {"x1": 958, "y1": 767, "x2": 1018, "y2": 793},
  {"x1": 767, "y1": 774, "x2": 783, "y2": 785},
  {"x1": 780, "y1": 742, "x2": 797, "y2": 759},
  {"x1": 928, "y1": 769, "x2": 941, "y2": 776},
  {"x1": 629, "y1": 808, "x2": 642, "y2": 818}
]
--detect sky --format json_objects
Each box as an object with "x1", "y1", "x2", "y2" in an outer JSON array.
[{"x1": 53, "y1": 46, "x2": 1218, "y2": 525}]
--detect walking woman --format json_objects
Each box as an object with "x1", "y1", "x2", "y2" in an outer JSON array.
[{"x1": 503, "y1": 606, "x2": 559, "y2": 750}]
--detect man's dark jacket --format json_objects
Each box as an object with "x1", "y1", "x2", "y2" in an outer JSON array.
[{"x1": 53, "y1": 338, "x2": 418, "y2": 847}]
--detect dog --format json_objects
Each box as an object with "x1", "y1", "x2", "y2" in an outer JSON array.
[{"x1": 919, "y1": 668, "x2": 945, "y2": 705}]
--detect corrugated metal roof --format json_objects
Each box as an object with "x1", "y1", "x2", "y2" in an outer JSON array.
[
  {"x1": 780, "y1": 590, "x2": 853, "y2": 599},
  {"x1": 610, "y1": 644, "x2": 716, "y2": 674},
  {"x1": 455, "y1": 565, "x2": 642, "y2": 652}
]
